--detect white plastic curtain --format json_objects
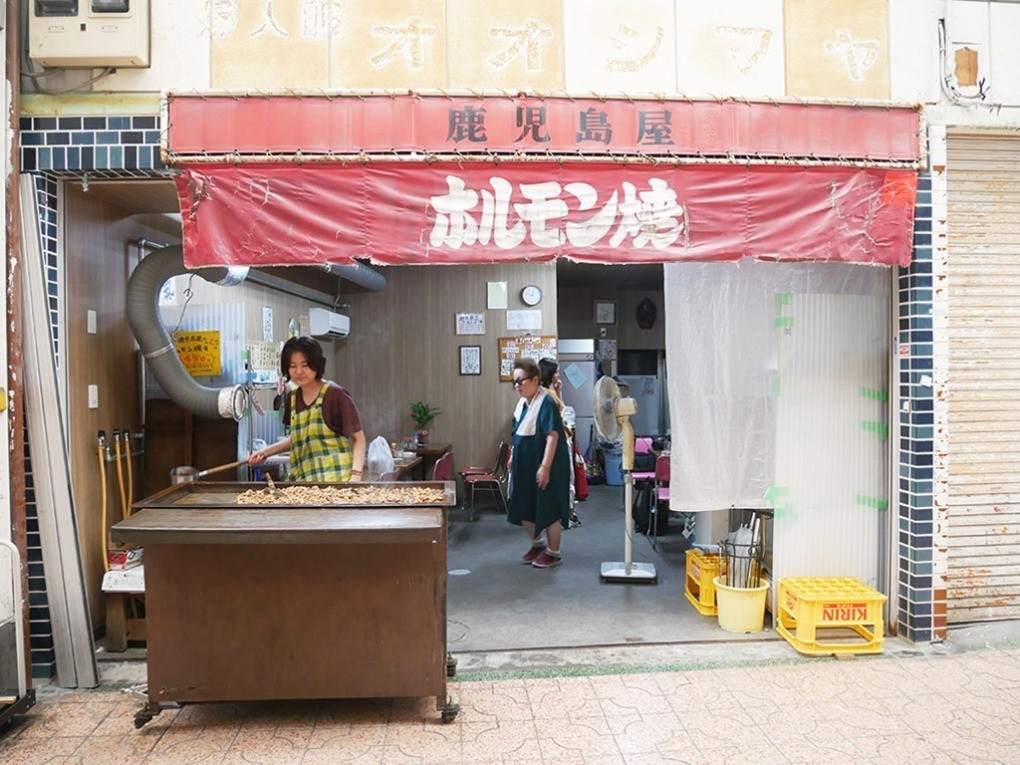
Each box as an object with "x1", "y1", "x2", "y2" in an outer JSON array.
[{"x1": 664, "y1": 260, "x2": 888, "y2": 586}]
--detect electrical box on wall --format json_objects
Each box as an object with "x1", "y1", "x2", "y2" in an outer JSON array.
[{"x1": 29, "y1": 0, "x2": 150, "y2": 69}]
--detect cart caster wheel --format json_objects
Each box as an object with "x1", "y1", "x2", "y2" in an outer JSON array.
[
  {"x1": 134, "y1": 709, "x2": 154, "y2": 729},
  {"x1": 441, "y1": 703, "x2": 460, "y2": 724},
  {"x1": 446, "y1": 655, "x2": 458, "y2": 677}
]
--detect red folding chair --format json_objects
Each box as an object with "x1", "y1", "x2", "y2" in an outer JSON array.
[
  {"x1": 649, "y1": 453, "x2": 670, "y2": 548},
  {"x1": 463, "y1": 445, "x2": 510, "y2": 519},
  {"x1": 459, "y1": 441, "x2": 508, "y2": 479},
  {"x1": 630, "y1": 437, "x2": 656, "y2": 484},
  {"x1": 431, "y1": 452, "x2": 454, "y2": 482}
]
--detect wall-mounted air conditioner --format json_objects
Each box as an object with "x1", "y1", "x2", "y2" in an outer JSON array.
[
  {"x1": 308, "y1": 308, "x2": 351, "y2": 340},
  {"x1": 29, "y1": 0, "x2": 150, "y2": 68}
]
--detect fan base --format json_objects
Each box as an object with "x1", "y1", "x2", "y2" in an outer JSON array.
[{"x1": 600, "y1": 561, "x2": 658, "y2": 583}]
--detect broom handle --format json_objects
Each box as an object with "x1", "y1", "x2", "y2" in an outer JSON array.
[{"x1": 197, "y1": 459, "x2": 248, "y2": 478}]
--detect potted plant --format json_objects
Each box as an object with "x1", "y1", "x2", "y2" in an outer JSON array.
[{"x1": 410, "y1": 401, "x2": 441, "y2": 445}]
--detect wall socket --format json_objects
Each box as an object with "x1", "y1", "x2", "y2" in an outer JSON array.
[
  {"x1": 86, "y1": 310, "x2": 97, "y2": 334},
  {"x1": 87, "y1": 385, "x2": 99, "y2": 409}
]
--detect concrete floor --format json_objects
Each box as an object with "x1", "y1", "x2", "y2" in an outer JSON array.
[
  {"x1": 7, "y1": 486, "x2": 1018, "y2": 763},
  {"x1": 446, "y1": 484, "x2": 774, "y2": 653},
  {"x1": 7, "y1": 644, "x2": 1020, "y2": 764}
]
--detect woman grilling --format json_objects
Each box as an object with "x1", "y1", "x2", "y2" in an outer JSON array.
[{"x1": 248, "y1": 336, "x2": 366, "y2": 482}]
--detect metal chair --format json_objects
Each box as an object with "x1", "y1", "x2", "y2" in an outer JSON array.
[
  {"x1": 459, "y1": 441, "x2": 508, "y2": 479},
  {"x1": 378, "y1": 469, "x2": 400, "y2": 482},
  {"x1": 463, "y1": 445, "x2": 510, "y2": 519},
  {"x1": 431, "y1": 451, "x2": 454, "y2": 482},
  {"x1": 649, "y1": 453, "x2": 670, "y2": 548}
]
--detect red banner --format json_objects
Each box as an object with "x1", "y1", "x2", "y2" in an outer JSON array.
[
  {"x1": 166, "y1": 94, "x2": 921, "y2": 163},
  {"x1": 175, "y1": 163, "x2": 916, "y2": 268}
]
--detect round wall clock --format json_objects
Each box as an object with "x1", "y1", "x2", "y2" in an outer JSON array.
[{"x1": 521, "y1": 285, "x2": 543, "y2": 306}]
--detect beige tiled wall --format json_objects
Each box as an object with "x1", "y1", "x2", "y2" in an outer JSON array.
[
  {"x1": 129, "y1": 0, "x2": 903, "y2": 101},
  {"x1": 563, "y1": 0, "x2": 677, "y2": 95},
  {"x1": 332, "y1": 0, "x2": 447, "y2": 90},
  {"x1": 211, "y1": 0, "x2": 333, "y2": 89},
  {"x1": 676, "y1": 0, "x2": 786, "y2": 98},
  {"x1": 446, "y1": 0, "x2": 564, "y2": 92},
  {"x1": 784, "y1": 0, "x2": 890, "y2": 100}
]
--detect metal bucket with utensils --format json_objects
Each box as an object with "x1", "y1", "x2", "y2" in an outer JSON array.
[{"x1": 170, "y1": 459, "x2": 247, "y2": 485}]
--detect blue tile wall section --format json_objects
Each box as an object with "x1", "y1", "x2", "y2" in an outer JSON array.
[
  {"x1": 19, "y1": 116, "x2": 165, "y2": 677},
  {"x1": 897, "y1": 170, "x2": 936, "y2": 643},
  {"x1": 20, "y1": 114, "x2": 166, "y2": 177}
]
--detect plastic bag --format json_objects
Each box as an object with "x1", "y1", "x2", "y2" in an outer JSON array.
[{"x1": 366, "y1": 436, "x2": 395, "y2": 476}]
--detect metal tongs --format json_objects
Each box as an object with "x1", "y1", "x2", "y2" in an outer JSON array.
[{"x1": 264, "y1": 473, "x2": 286, "y2": 500}]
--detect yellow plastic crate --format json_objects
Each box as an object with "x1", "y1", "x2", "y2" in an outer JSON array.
[
  {"x1": 776, "y1": 577, "x2": 887, "y2": 656},
  {"x1": 684, "y1": 549, "x2": 724, "y2": 616}
]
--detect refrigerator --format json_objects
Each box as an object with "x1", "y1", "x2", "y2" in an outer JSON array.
[{"x1": 559, "y1": 339, "x2": 598, "y2": 457}]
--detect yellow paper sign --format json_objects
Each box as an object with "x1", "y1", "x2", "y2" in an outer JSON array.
[{"x1": 173, "y1": 330, "x2": 222, "y2": 377}]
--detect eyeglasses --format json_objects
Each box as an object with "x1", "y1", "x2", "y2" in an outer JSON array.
[{"x1": 512, "y1": 376, "x2": 535, "y2": 386}]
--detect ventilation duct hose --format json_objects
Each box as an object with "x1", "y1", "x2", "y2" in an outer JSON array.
[
  {"x1": 126, "y1": 245, "x2": 247, "y2": 420},
  {"x1": 321, "y1": 261, "x2": 387, "y2": 291}
]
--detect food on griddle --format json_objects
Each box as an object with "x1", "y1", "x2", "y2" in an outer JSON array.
[{"x1": 234, "y1": 484, "x2": 444, "y2": 505}]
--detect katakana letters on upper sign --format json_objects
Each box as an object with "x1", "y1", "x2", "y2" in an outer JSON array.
[
  {"x1": 488, "y1": 20, "x2": 554, "y2": 71},
  {"x1": 606, "y1": 25, "x2": 665, "y2": 73},
  {"x1": 369, "y1": 17, "x2": 437, "y2": 71},
  {"x1": 824, "y1": 29, "x2": 880, "y2": 83}
]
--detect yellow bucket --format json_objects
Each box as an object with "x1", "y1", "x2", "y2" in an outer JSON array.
[{"x1": 713, "y1": 577, "x2": 769, "y2": 634}]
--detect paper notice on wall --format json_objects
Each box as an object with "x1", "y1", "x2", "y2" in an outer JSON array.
[
  {"x1": 564, "y1": 363, "x2": 588, "y2": 390},
  {"x1": 456, "y1": 312, "x2": 486, "y2": 335},
  {"x1": 262, "y1": 306, "x2": 273, "y2": 341},
  {"x1": 506, "y1": 309, "x2": 542, "y2": 331},
  {"x1": 245, "y1": 340, "x2": 279, "y2": 371},
  {"x1": 487, "y1": 281, "x2": 508, "y2": 309},
  {"x1": 172, "y1": 330, "x2": 222, "y2": 377}
]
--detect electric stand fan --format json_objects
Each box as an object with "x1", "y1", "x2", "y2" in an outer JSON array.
[{"x1": 593, "y1": 376, "x2": 658, "y2": 583}]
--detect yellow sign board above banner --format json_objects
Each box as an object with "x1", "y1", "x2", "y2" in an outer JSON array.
[{"x1": 173, "y1": 330, "x2": 222, "y2": 377}]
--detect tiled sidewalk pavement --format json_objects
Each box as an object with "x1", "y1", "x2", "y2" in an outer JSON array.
[{"x1": 1, "y1": 649, "x2": 1019, "y2": 765}]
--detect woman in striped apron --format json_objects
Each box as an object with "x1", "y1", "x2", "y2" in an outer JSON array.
[{"x1": 249, "y1": 336, "x2": 366, "y2": 482}]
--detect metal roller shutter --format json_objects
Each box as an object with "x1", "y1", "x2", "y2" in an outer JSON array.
[{"x1": 946, "y1": 134, "x2": 1020, "y2": 623}]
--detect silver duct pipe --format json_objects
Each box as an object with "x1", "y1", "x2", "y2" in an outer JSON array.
[
  {"x1": 322, "y1": 262, "x2": 387, "y2": 291},
  {"x1": 126, "y1": 245, "x2": 248, "y2": 420},
  {"x1": 246, "y1": 269, "x2": 337, "y2": 307},
  {"x1": 129, "y1": 240, "x2": 387, "y2": 293}
]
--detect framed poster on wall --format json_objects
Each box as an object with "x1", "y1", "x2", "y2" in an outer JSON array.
[
  {"x1": 456, "y1": 312, "x2": 485, "y2": 335},
  {"x1": 459, "y1": 345, "x2": 481, "y2": 375},
  {"x1": 595, "y1": 300, "x2": 617, "y2": 325}
]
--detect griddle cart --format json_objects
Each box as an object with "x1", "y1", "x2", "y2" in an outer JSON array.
[{"x1": 113, "y1": 481, "x2": 458, "y2": 726}]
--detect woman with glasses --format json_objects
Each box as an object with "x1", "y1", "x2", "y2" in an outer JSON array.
[
  {"x1": 248, "y1": 336, "x2": 367, "y2": 483},
  {"x1": 507, "y1": 358, "x2": 571, "y2": 568}
]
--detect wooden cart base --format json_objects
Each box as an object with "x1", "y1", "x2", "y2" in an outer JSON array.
[{"x1": 112, "y1": 490, "x2": 457, "y2": 727}]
